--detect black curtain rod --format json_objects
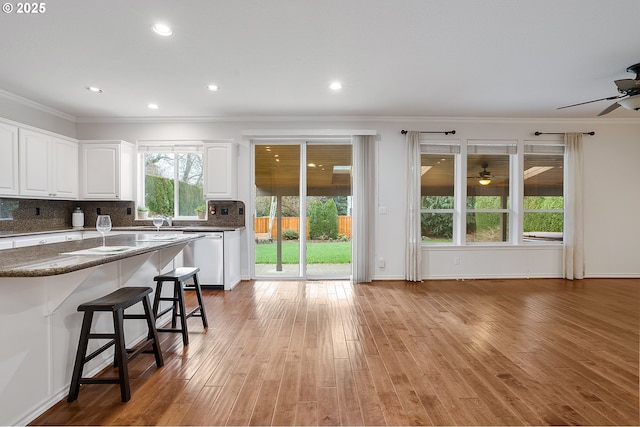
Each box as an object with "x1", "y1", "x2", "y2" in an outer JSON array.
[
  {"x1": 534, "y1": 131, "x2": 595, "y2": 136},
  {"x1": 401, "y1": 129, "x2": 456, "y2": 135}
]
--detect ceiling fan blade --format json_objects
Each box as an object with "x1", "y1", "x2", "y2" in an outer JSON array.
[
  {"x1": 557, "y1": 95, "x2": 623, "y2": 110},
  {"x1": 597, "y1": 101, "x2": 622, "y2": 116},
  {"x1": 614, "y1": 78, "x2": 640, "y2": 93}
]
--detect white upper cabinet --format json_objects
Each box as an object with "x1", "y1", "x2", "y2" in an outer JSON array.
[
  {"x1": 0, "y1": 123, "x2": 19, "y2": 196},
  {"x1": 18, "y1": 129, "x2": 78, "y2": 199},
  {"x1": 80, "y1": 140, "x2": 134, "y2": 200},
  {"x1": 52, "y1": 137, "x2": 79, "y2": 198},
  {"x1": 203, "y1": 141, "x2": 237, "y2": 199}
]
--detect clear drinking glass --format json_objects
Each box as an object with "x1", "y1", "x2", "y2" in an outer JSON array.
[
  {"x1": 152, "y1": 215, "x2": 164, "y2": 234},
  {"x1": 96, "y1": 215, "x2": 112, "y2": 247}
]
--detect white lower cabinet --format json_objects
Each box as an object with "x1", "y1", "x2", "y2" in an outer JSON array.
[{"x1": 223, "y1": 229, "x2": 241, "y2": 289}]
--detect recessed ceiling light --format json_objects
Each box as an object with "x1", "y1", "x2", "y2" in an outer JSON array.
[
  {"x1": 207, "y1": 84, "x2": 219, "y2": 92},
  {"x1": 329, "y1": 81, "x2": 342, "y2": 91},
  {"x1": 152, "y1": 23, "x2": 173, "y2": 37},
  {"x1": 307, "y1": 163, "x2": 316, "y2": 167},
  {"x1": 147, "y1": 103, "x2": 159, "y2": 110},
  {"x1": 86, "y1": 86, "x2": 103, "y2": 93}
]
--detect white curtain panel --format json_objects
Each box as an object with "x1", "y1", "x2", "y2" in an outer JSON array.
[
  {"x1": 405, "y1": 131, "x2": 422, "y2": 281},
  {"x1": 352, "y1": 135, "x2": 376, "y2": 283},
  {"x1": 563, "y1": 132, "x2": 585, "y2": 279}
]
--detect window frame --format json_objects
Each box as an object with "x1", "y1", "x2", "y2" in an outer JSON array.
[
  {"x1": 419, "y1": 138, "x2": 565, "y2": 247},
  {"x1": 137, "y1": 142, "x2": 205, "y2": 220},
  {"x1": 419, "y1": 141, "x2": 460, "y2": 245},
  {"x1": 465, "y1": 141, "x2": 516, "y2": 244},
  {"x1": 521, "y1": 142, "x2": 565, "y2": 245}
]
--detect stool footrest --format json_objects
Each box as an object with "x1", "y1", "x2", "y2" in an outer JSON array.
[
  {"x1": 84, "y1": 340, "x2": 116, "y2": 364},
  {"x1": 80, "y1": 377, "x2": 121, "y2": 385},
  {"x1": 156, "y1": 306, "x2": 175, "y2": 318},
  {"x1": 123, "y1": 314, "x2": 147, "y2": 320},
  {"x1": 157, "y1": 327, "x2": 183, "y2": 333},
  {"x1": 88, "y1": 333, "x2": 116, "y2": 340},
  {"x1": 185, "y1": 308, "x2": 203, "y2": 318},
  {"x1": 125, "y1": 338, "x2": 157, "y2": 360}
]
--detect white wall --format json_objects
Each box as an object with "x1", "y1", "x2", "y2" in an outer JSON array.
[
  {"x1": 75, "y1": 117, "x2": 640, "y2": 279},
  {"x1": 0, "y1": 92, "x2": 77, "y2": 137}
]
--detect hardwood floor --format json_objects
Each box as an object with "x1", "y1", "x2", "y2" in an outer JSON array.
[{"x1": 31, "y1": 278, "x2": 639, "y2": 426}]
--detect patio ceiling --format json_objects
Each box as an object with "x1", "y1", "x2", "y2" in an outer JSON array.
[{"x1": 255, "y1": 144, "x2": 353, "y2": 196}]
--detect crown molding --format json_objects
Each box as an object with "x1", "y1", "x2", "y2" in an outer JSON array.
[
  {"x1": 0, "y1": 89, "x2": 77, "y2": 122},
  {"x1": 75, "y1": 114, "x2": 640, "y2": 125}
]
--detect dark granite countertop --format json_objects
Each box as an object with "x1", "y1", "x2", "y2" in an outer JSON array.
[
  {"x1": 112, "y1": 226, "x2": 244, "y2": 232},
  {"x1": 0, "y1": 226, "x2": 244, "y2": 239},
  {"x1": 0, "y1": 233, "x2": 203, "y2": 278}
]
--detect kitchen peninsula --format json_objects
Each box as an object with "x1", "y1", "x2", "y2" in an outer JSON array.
[{"x1": 0, "y1": 233, "x2": 204, "y2": 426}]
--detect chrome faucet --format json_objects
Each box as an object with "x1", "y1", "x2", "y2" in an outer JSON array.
[{"x1": 163, "y1": 216, "x2": 173, "y2": 227}]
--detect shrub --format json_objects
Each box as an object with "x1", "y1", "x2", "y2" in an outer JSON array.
[
  {"x1": 283, "y1": 229, "x2": 299, "y2": 240},
  {"x1": 308, "y1": 199, "x2": 338, "y2": 240}
]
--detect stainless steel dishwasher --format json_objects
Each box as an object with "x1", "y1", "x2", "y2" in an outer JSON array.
[{"x1": 183, "y1": 232, "x2": 224, "y2": 289}]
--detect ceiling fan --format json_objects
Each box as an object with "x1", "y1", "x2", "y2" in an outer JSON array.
[
  {"x1": 467, "y1": 163, "x2": 502, "y2": 185},
  {"x1": 557, "y1": 62, "x2": 640, "y2": 116}
]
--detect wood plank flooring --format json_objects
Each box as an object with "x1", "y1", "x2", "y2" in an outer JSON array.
[{"x1": 31, "y1": 278, "x2": 639, "y2": 426}]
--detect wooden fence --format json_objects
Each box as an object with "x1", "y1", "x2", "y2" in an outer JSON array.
[{"x1": 255, "y1": 216, "x2": 352, "y2": 238}]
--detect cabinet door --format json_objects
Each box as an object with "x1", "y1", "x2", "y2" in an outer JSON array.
[
  {"x1": 203, "y1": 142, "x2": 237, "y2": 199},
  {"x1": 52, "y1": 138, "x2": 78, "y2": 198},
  {"x1": 0, "y1": 123, "x2": 19, "y2": 196},
  {"x1": 81, "y1": 144, "x2": 120, "y2": 199},
  {"x1": 19, "y1": 129, "x2": 51, "y2": 197}
]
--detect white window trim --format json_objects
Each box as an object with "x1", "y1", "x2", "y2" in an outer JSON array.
[{"x1": 136, "y1": 141, "x2": 205, "y2": 219}]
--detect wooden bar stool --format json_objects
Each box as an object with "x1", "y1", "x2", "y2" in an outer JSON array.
[
  {"x1": 67, "y1": 287, "x2": 163, "y2": 403},
  {"x1": 152, "y1": 267, "x2": 208, "y2": 346}
]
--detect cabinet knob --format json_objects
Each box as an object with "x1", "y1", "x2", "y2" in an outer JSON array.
[{"x1": 39, "y1": 240, "x2": 47, "y2": 245}]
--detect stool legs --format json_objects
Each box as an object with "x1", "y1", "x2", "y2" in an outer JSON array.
[
  {"x1": 67, "y1": 311, "x2": 94, "y2": 402},
  {"x1": 142, "y1": 295, "x2": 164, "y2": 367},
  {"x1": 112, "y1": 308, "x2": 130, "y2": 402},
  {"x1": 152, "y1": 271, "x2": 208, "y2": 346},
  {"x1": 68, "y1": 290, "x2": 162, "y2": 403},
  {"x1": 154, "y1": 279, "x2": 190, "y2": 346},
  {"x1": 192, "y1": 274, "x2": 208, "y2": 328}
]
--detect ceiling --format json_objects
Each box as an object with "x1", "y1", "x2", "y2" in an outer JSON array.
[{"x1": 1, "y1": 0, "x2": 640, "y2": 120}]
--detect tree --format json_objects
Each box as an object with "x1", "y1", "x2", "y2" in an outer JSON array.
[{"x1": 308, "y1": 199, "x2": 338, "y2": 240}]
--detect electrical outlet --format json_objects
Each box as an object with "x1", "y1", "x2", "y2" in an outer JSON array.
[{"x1": 221, "y1": 208, "x2": 229, "y2": 215}]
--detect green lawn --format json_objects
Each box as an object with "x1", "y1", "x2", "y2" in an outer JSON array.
[{"x1": 255, "y1": 241, "x2": 351, "y2": 264}]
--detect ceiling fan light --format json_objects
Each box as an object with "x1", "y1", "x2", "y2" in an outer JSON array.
[
  {"x1": 618, "y1": 94, "x2": 640, "y2": 111},
  {"x1": 478, "y1": 178, "x2": 492, "y2": 186}
]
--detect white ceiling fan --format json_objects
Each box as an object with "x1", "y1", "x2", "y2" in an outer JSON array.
[{"x1": 557, "y1": 62, "x2": 640, "y2": 116}]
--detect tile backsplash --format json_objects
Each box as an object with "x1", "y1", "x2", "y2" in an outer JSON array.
[{"x1": 0, "y1": 198, "x2": 245, "y2": 233}]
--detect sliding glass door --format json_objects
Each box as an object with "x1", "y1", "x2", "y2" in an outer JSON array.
[{"x1": 253, "y1": 141, "x2": 352, "y2": 279}]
